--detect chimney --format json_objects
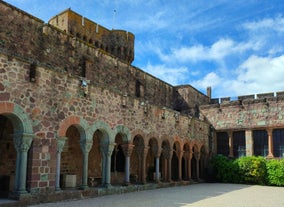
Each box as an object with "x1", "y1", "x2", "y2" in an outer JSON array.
[{"x1": 207, "y1": 86, "x2": 212, "y2": 102}]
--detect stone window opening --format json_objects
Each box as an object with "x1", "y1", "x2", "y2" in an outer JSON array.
[
  {"x1": 29, "y1": 62, "x2": 36, "y2": 82},
  {"x1": 216, "y1": 132, "x2": 229, "y2": 156},
  {"x1": 233, "y1": 131, "x2": 246, "y2": 157},
  {"x1": 253, "y1": 130, "x2": 268, "y2": 157},
  {"x1": 273, "y1": 129, "x2": 284, "y2": 157},
  {"x1": 135, "y1": 80, "x2": 141, "y2": 98}
]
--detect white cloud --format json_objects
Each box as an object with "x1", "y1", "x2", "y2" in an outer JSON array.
[
  {"x1": 243, "y1": 16, "x2": 284, "y2": 33},
  {"x1": 144, "y1": 64, "x2": 189, "y2": 86},
  {"x1": 157, "y1": 38, "x2": 257, "y2": 65},
  {"x1": 208, "y1": 54, "x2": 284, "y2": 97},
  {"x1": 232, "y1": 55, "x2": 284, "y2": 94},
  {"x1": 191, "y1": 72, "x2": 222, "y2": 90}
]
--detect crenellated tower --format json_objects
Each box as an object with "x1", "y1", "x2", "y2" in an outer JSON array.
[{"x1": 48, "y1": 9, "x2": 134, "y2": 64}]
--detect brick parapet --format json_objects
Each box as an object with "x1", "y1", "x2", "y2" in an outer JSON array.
[{"x1": 200, "y1": 95, "x2": 284, "y2": 131}]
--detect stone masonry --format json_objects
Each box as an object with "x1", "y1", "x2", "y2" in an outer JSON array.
[
  {"x1": 1, "y1": 0, "x2": 284, "y2": 205},
  {"x1": 0, "y1": 0, "x2": 210, "y2": 203}
]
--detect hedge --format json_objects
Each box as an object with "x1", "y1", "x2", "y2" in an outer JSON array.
[{"x1": 208, "y1": 155, "x2": 284, "y2": 186}]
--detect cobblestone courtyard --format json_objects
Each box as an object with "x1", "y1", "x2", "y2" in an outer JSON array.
[{"x1": 27, "y1": 183, "x2": 284, "y2": 207}]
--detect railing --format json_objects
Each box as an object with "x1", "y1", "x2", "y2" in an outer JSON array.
[{"x1": 210, "y1": 91, "x2": 284, "y2": 104}]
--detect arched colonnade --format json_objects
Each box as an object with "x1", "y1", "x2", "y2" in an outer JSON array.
[{"x1": 0, "y1": 102, "x2": 208, "y2": 196}]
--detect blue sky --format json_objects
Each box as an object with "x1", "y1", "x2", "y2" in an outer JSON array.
[{"x1": 4, "y1": 0, "x2": 284, "y2": 98}]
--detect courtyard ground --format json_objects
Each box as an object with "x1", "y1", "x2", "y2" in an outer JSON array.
[{"x1": 25, "y1": 183, "x2": 284, "y2": 207}]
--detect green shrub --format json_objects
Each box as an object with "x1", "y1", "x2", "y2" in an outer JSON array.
[
  {"x1": 208, "y1": 155, "x2": 240, "y2": 183},
  {"x1": 235, "y1": 156, "x2": 267, "y2": 185},
  {"x1": 209, "y1": 155, "x2": 268, "y2": 185},
  {"x1": 266, "y1": 159, "x2": 284, "y2": 186}
]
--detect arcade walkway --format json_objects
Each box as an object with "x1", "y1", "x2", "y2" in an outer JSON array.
[{"x1": 27, "y1": 183, "x2": 284, "y2": 207}]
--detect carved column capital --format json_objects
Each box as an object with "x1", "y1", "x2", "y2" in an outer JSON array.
[
  {"x1": 80, "y1": 139, "x2": 93, "y2": 154},
  {"x1": 194, "y1": 152, "x2": 200, "y2": 160},
  {"x1": 121, "y1": 143, "x2": 135, "y2": 157},
  {"x1": 266, "y1": 128, "x2": 273, "y2": 136},
  {"x1": 183, "y1": 151, "x2": 190, "y2": 159},
  {"x1": 57, "y1": 137, "x2": 67, "y2": 153},
  {"x1": 176, "y1": 150, "x2": 183, "y2": 159},
  {"x1": 13, "y1": 133, "x2": 34, "y2": 152},
  {"x1": 189, "y1": 151, "x2": 193, "y2": 160},
  {"x1": 100, "y1": 142, "x2": 116, "y2": 157}
]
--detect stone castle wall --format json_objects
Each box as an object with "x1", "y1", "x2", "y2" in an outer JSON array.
[
  {"x1": 0, "y1": 0, "x2": 209, "y2": 113},
  {"x1": 200, "y1": 95, "x2": 284, "y2": 131},
  {"x1": 0, "y1": 1, "x2": 210, "y2": 194}
]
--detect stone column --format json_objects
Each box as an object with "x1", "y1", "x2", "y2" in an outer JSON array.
[
  {"x1": 188, "y1": 152, "x2": 192, "y2": 180},
  {"x1": 168, "y1": 150, "x2": 173, "y2": 182},
  {"x1": 183, "y1": 151, "x2": 190, "y2": 180},
  {"x1": 121, "y1": 144, "x2": 134, "y2": 185},
  {"x1": 245, "y1": 130, "x2": 253, "y2": 156},
  {"x1": 228, "y1": 131, "x2": 234, "y2": 158},
  {"x1": 163, "y1": 158, "x2": 167, "y2": 181},
  {"x1": 100, "y1": 143, "x2": 115, "y2": 188},
  {"x1": 267, "y1": 128, "x2": 274, "y2": 158},
  {"x1": 142, "y1": 147, "x2": 149, "y2": 184},
  {"x1": 55, "y1": 137, "x2": 67, "y2": 191},
  {"x1": 80, "y1": 140, "x2": 93, "y2": 190},
  {"x1": 100, "y1": 144, "x2": 106, "y2": 185},
  {"x1": 155, "y1": 157, "x2": 160, "y2": 182},
  {"x1": 154, "y1": 147, "x2": 161, "y2": 183},
  {"x1": 195, "y1": 153, "x2": 200, "y2": 180},
  {"x1": 178, "y1": 151, "x2": 183, "y2": 181},
  {"x1": 13, "y1": 133, "x2": 34, "y2": 194}
]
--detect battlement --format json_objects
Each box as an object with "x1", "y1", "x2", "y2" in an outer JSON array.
[
  {"x1": 210, "y1": 91, "x2": 284, "y2": 105},
  {"x1": 48, "y1": 9, "x2": 134, "y2": 63}
]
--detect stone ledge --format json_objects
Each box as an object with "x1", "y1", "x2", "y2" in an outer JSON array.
[{"x1": 0, "y1": 181, "x2": 194, "y2": 207}]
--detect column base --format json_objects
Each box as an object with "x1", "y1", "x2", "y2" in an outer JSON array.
[
  {"x1": 55, "y1": 187, "x2": 62, "y2": 191},
  {"x1": 15, "y1": 190, "x2": 28, "y2": 195},
  {"x1": 266, "y1": 154, "x2": 274, "y2": 159},
  {"x1": 80, "y1": 185, "x2": 89, "y2": 190},
  {"x1": 103, "y1": 183, "x2": 113, "y2": 188},
  {"x1": 10, "y1": 190, "x2": 29, "y2": 200},
  {"x1": 123, "y1": 182, "x2": 131, "y2": 186}
]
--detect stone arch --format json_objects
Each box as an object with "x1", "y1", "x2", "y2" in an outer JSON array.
[
  {"x1": 88, "y1": 121, "x2": 114, "y2": 187},
  {"x1": 88, "y1": 120, "x2": 114, "y2": 143},
  {"x1": 130, "y1": 129, "x2": 146, "y2": 144},
  {"x1": 111, "y1": 125, "x2": 131, "y2": 184},
  {"x1": 145, "y1": 132, "x2": 159, "y2": 146},
  {"x1": 0, "y1": 102, "x2": 33, "y2": 134},
  {"x1": 58, "y1": 116, "x2": 89, "y2": 140},
  {"x1": 58, "y1": 116, "x2": 89, "y2": 189},
  {"x1": 0, "y1": 102, "x2": 34, "y2": 195},
  {"x1": 114, "y1": 125, "x2": 131, "y2": 143}
]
